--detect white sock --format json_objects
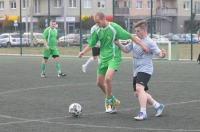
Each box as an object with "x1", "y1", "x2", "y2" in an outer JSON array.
[
  {"x1": 140, "y1": 108, "x2": 147, "y2": 115},
  {"x1": 153, "y1": 101, "x2": 160, "y2": 109},
  {"x1": 84, "y1": 57, "x2": 94, "y2": 67}
]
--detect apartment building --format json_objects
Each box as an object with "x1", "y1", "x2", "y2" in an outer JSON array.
[
  {"x1": 0, "y1": 0, "x2": 200, "y2": 34},
  {"x1": 115, "y1": 0, "x2": 200, "y2": 34},
  {"x1": 0, "y1": 0, "x2": 113, "y2": 34}
]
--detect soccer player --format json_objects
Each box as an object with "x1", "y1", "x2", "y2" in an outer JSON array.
[
  {"x1": 115, "y1": 20, "x2": 165, "y2": 120},
  {"x1": 41, "y1": 19, "x2": 66, "y2": 78},
  {"x1": 78, "y1": 12, "x2": 149, "y2": 113},
  {"x1": 82, "y1": 25, "x2": 100, "y2": 73}
]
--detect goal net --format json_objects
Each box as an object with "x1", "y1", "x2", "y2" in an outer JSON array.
[{"x1": 153, "y1": 41, "x2": 179, "y2": 61}]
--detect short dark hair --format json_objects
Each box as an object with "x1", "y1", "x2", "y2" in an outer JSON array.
[
  {"x1": 134, "y1": 20, "x2": 147, "y2": 28},
  {"x1": 95, "y1": 12, "x2": 106, "y2": 20}
]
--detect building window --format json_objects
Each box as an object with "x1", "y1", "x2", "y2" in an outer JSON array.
[
  {"x1": 195, "y1": 1, "x2": 200, "y2": 14},
  {"x1": 69, "y1": 0, "x2": 77, "y2": 8},
  {"x1": 34, "y1": 0, "x2": 40, "y2": 14},
  {"x1": 0, "y1": 1, "x2": 4, "y2": 10},
  {"x1": 84, "y1": 0, "x2": 91, "y2": 8},
  {"x1": 22, "y1": 0, "x2": 29, "y2": 9},
  {"x1": 54, "y1": 0, "x2": 61, "y2": 8},
  {"x1": 183, "y1": 1, "x2": 190, "y2": 10},
  {"x1": 98, "y1": 0, "x2": 105, "y2": 8},
  {"x1": 147, "y1": 0, "x2": 153, "y2": 9},
  {"x1": 124, "y1": 0, "x2": 131, "y2": 8},
  {"x1": 10, "y1": 1, "x2": 16, "y2": 9},
  {"x1": 136, "y1": 0, "x2": 142, "y2": 9}
]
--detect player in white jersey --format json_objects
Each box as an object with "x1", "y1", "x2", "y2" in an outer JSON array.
[
  {"x1": 115, "y1": 20, "x2": 166, "y2": 120},
  {"x1": 82, "y1": 25, "x2": 100, "y2": 73}
]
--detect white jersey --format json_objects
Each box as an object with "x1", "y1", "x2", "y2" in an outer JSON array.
[
  {"x1": 91, "y1": 25, "x2": 100, "y2": 47},
  {"x1": 125, "y1": 36, "x2": 161, "y2": 76}
]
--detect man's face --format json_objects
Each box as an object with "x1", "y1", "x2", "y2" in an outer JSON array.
[
  {"x1": 135, "y1": 27, "x2": 145, "y2": 38},
  {"x1": 50, "y1": 21, "x2": 56, "y2": 28},
  {"x1": 94, "y1": 16, "x2": 105, "y2": 28}
]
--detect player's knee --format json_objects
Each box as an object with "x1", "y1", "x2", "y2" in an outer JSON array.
[
  {"x1": 136, "y1": 84, "x2": 145, "y2": 93},
  {"x1": 105, "y1": 77, "x2": 112, "y2": 84},
  {"x1": 134, "y1": 92, "x2": 138, "y2": 98}
]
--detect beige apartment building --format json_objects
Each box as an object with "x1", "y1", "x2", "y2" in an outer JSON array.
[
  {"x1": 0, "y1": 0, "x2": 113, "y2": 34},
  {"x1": 116, "y1": 0, "x2": 200, "y2": 34},
  {"x1": 0, "y1": 0, "x2": 200, "y2": 35}
]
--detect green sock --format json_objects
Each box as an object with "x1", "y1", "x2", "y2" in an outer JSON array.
[
  {"x1": 105, "y1": 96, "x2": 113, "y2": 104},
  {"x1": 41, "y1": 62, "x2": 46, "y2": 74},
  {"x1": 56, "y1": 61, "x2": 61, "y2": 74},
  {"x1": 111, "y1": 95, "x2": 116, "y2": 103}
]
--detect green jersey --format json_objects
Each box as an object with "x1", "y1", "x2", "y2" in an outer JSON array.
[
  {"x1": 87, "y1": 22, "x2": 131, "y2": 63},
  {"x1": 43, "y1": 27, "x2": 57, "y2": 48}
]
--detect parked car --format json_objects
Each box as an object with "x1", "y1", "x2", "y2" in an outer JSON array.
[
  {"x1": 82, "y1": 34, "x2": 90, "y2": 44},
  {"x1": 0, "y1": 35, "x2": 8, "y2": 47},
  {"x1": 177, "y1": 34, "x2": 198, "y2": 43},
  {"x1": 149, "y1": 34, "x2": 169, "y2": 42},
  {"x1": 0, "y1": 33, "x2": 28, "y2": 47},
  {"x1": 57, "y1": 34, "x2": 80, "y2": 46},
  {"x1": 163, "y1": 34, "x2": 187, "y2": 44},
  {"x1": 23, "y1": 32, "x2": 44, "y2": 47}
]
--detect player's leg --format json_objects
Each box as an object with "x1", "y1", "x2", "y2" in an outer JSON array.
[
  {"x1": 82, "y1": 57, "x2": 94, "y2": 73},
  {"x1": 133, "y1": 72, "x2": 151, "y2": 120},
  {"x1": 105, "y1": 60, "x2": 121, "y2": 113},
  {"x1": 52, "y1": 48, "x2": 66, "y2": 77},
  {"x1": 97, "y1": 63, "x2": 113, "y2": 113},
  {"x1": 41, "y1": 48, "x2": 50, "y2": 77},
  {"x1": 146, "y1": 93, "x2": 165, "y2": 117},
  {"x1": 82, "y1": 47, "x2": 99, "y2": 73}
]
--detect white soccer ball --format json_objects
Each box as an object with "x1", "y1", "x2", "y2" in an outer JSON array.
[{"x1": 69, "y1": 103, "x2": 82, "y2": 117}]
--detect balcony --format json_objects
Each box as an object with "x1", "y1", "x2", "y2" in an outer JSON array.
[
  {"x1": 114, "y1": 7, "x2": 129, "y2": 16},
  {"x1": 156, "y1": 8, "x2": 177, "y2": 16}
]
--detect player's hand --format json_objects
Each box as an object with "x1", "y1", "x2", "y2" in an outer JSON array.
[
  {"x1": 114, "y1": 40, "x2": 120, "y2": 45},
  {"x1": 78, "y1": 51, "x2": 84, "y2": 58},
  {"x1": 142, "y1": 45, "x2": 149, "y2": 53},
  {"x1": 161, "y1": 48, "x2": 166, "y2": 58},
  {"x1": 46, "y1": 45, "x2": 49, "y2": 50}
]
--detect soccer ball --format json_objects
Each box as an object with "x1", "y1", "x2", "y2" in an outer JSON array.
[{"x1": 69, "y1": 103, "x2": 82, "y2": 117}]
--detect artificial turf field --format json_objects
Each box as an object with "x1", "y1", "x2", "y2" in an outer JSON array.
[{"x1": 0, "y1": 55, "x2": 200, "y2": 132}]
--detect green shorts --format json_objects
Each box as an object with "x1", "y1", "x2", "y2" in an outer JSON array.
[
  {"x1": 97, "y1": 59, "x2": 121, "y2": 74},
  {"x1": 43, "y1": 46, "x2": 59, "y2": 58}
]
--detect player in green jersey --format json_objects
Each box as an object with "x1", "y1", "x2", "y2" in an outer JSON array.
[
  {"x1": 41, "y1": 19, "x2": 66, "y2": 78},
  {"x1": 78, "y1": 12, "x2": 149, "y2": 113}
]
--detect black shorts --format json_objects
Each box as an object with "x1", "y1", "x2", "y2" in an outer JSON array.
[
  {"x1": 133, "y1": 72, "x2": 151, "y2": 91},
  {"x1": 92, "y1": 47, "x2": 100, "y2": 56}
]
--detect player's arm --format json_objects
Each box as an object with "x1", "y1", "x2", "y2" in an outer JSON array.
[
  {"x1": 78, "y1": 44, "x2": 92, "y2": 58},
  {"x1": 43, "y1": 28, "x2": 49, "y2": 50},
  {"x1": 158, "y1": 48, "x2": 166, "y2": 58},
  {"x1": 114, "y1": 40, "x2": 129, "y2": 53},
  {"x1": 130, "y1": 35, "x2": 149, "y2": 53}
]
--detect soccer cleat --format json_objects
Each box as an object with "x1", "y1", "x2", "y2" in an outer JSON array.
[
  {"x1": 41, "y1": 73, "x2": 47, "y2": 78},
  {"x1": 134, "y1": 112, "x2": 147, "y2": 121},
  {"x1": 82, "y1": 64, "x2": 86, "y2": 73},
  {"x1": 111, "y1": 99, "x2": 120, "y2": 113},
  {"x1": 155, "y1": 104, "x2": 165, "y2": 117},
  {"x1": 58, "y1": 72, "x2": 66, "y2": 77},
  {"x1": 105, "y1": 104, "x2": 112, "y2": 113}
]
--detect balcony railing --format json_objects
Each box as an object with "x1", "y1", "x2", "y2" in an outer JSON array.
[
  {"x1": 114, "y1": 7, "x2": 129, "y2": 16},
  {"x1": 156, "y1": 8, "x2": 177, "y2": 16}
]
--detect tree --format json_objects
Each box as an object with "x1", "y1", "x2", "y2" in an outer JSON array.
[
  {"x1": 38, "y1": 17, "x2": 48, "y2": 29},
  {"x1": 81, "y1": 15, "x2": 95, "y2": 30},
  {"x1": 185, "y1": 12, "x2": 197, "y2": 33},
  {"x1": 2, "y1": 20, "x2": 14, "y2": 32}
]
